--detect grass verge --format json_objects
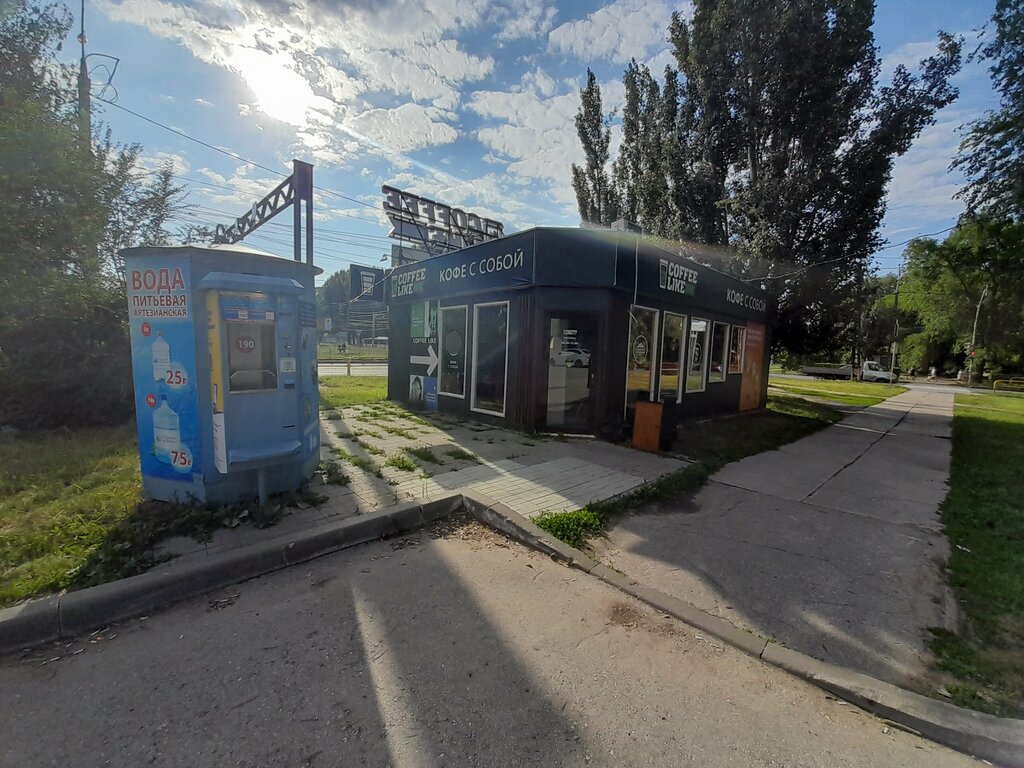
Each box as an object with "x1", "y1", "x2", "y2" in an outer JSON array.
[
  {"x1": 768, "y1": 376, "x2": 907, "y2": 406},
  {"x1": 0, "y1": 425, "x2": 319, "y2": 606},
  {"x1": 926, "y1": 394, "x2": 1024, "y2": 716},
  {"x1": 319, "y1": 376, "x2": 388, "y2": 409},
  {"x1": 535, "y1": 395, "x2": 842, "y2": 549}
]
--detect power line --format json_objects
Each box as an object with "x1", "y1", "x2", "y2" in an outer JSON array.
[
  {"x1": 100, "y1": 97, "x2": 384, "y2": 217},
  {"x1": 745, "y1": 226, "x2": 957, "y2": 282}
]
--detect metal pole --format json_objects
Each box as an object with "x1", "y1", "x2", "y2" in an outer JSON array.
[
  {"x1": 890, "y1": 268, "x2": 901, "y2": 381},
  {"x1": 77, "y1": 0, "x2": 90, "y2": 150},
  {"x1": 967, "y1": 286, "x2": 989, "y2": 389}
]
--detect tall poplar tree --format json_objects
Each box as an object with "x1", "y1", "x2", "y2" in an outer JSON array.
[
  {"x1": 955, "y1": 0, "x2": 1024, "y2": 221},
  {"x1": 573, "y1": 1, "x2": 962, "y2": 356},
  {"x1": 570, "y1": 69, "x2": 619, "y2": 226}
]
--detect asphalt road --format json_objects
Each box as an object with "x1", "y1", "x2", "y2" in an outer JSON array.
[{"x1": 0, "y1": 518, "x2": 979, "y2": 768}]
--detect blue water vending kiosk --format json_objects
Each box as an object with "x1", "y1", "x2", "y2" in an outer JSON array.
[{"x1": 124, "y1": 244, "x2": 322, "y2": 505}]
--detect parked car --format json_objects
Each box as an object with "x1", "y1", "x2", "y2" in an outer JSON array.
[
  {"x1": 859, "y1": 360, "x2": 896, "y2": 382},
  {"x1": 551, "y1": 347, "x2": 591, "y2": 368}
]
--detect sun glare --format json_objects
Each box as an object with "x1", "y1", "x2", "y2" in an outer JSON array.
[{"x1": 230, "y1": 47, "x2": 318, "y2": 126}]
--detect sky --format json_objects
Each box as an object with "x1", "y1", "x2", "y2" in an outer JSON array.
[{"x1": 72, "y1": 0, "x2": 1001, "y2": 285}]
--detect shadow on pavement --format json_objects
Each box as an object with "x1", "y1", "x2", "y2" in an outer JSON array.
[{"x1": 598, "y1": 395, "x2": 955, "y2": 690}]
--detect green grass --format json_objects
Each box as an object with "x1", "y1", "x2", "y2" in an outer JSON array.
[
  {"x1": 384, "y1": 454, "x2": 418, "y2": 472},
  {"x1": 318, "y1": 460, "x2": 350, "y2": 486},
  {"x1": 534, "y1": 395, "x2": 842, "y2": 549},
  {"x1": 0, "y1": 424, "x2": 314, "y2": 606},
  {"x1": 355, "y1": 438, "x2": 385, "y2": 456},
  {"x1": 769, "y1": 376, "x2": 907, "y2": 406},
  {"x1": 0, "y1": 425, "x2": 142, "y2": 604},
  {"x1": 445, "y1": 447, "x2": 480, "y2": 463},
  {"x1": 926, "y1": 394, "x2": 1024, "y2": 716},
  {"x1": 381, "y1": 425, "x2": 417, "y2": 440},
  {"x1": 319, "y1": 376, "x2": 388, "y2": 409},
  {"x1": 333, "y1": 447, "x2": 378, "y2": 473},
  {"x1": 405, "y1": 446, "x2": 441, "y2": 464}
]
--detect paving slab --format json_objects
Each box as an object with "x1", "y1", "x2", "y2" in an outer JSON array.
[{"x1": 596, "y1": 388, "x2": 957, "y2": 692}]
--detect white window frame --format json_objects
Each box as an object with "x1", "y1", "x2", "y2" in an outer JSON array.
[
  {"x1": 438, "y1": 304, "x2": 468, "y2": 399},
  {"x1": 470, "y1": 301, "x2": 510, "y2": 417},
  {"x1": 685, "y1": 317, "x2": 710, "y2": 394},
  {"x1": 659, "y1": 311, "x2": 687, "y2": 401},
  {"x1": 709, "y1": 321, "x2": 730, "y2": 384},
  {"x1": 623, "y1": 304, "x2": 660, "y2": 415},
  {"x1": 729, "y1": 325, "x2": 746, "y2": 374}
]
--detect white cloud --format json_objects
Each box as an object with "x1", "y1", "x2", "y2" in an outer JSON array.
[
  {"x1": 346, "y1": 104, "x2": 459, "y2": 154},
  {"x1": 137, "y1": 150, "x2": 190, "y2": 176},
  {"x1": 494, "y1": 0, "x2": 558, "y2": 42},
  {"x1": 885, "y1": 113, "x2": 968, "y2": 226},
  {"x1": 194, "y1": 97, "x2": 214, "y2": 107},
  {"x1": 95, "y1": 0, "x2": 494, "y2": 159},
  {"x1": 548, "y1": 0, "x2": 679, "y2": 64}
]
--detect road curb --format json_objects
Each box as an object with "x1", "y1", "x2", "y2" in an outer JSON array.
[
  {"x1": 471, "y1": 497, "x2": 1024, "y2": 768},
  {"x1": 0, "y1": 495, "x2": 462, "y2": 656}
]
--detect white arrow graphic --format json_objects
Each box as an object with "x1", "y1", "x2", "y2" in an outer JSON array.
[{"x1": 411, "y1": 344, "x2": 439, "y2": 376}]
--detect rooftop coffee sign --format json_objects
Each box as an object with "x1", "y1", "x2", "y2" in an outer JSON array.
[{"x1": 382, "y1": 185, "x2": 504, "y2": 252}]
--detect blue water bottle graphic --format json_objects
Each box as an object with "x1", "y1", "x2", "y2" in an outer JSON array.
[
  {"x1": 153, "y1": 395, "x2": 180, "y2": 464},
  {"x1": 152, "y1": 331, "x2": 170, "y2": 382}
]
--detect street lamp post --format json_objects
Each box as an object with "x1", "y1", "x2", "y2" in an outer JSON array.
[{"x1": 967, "y1": 285, "x2": 989, "y2": 389}]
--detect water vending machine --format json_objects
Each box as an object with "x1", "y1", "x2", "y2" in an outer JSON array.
[{"x1": 124, "y1": 244, "x2": 322, "y2": 505}]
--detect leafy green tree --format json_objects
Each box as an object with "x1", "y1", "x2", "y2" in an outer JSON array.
[
  {"x1": 954, "y1": 0, "x2": 1024, "y2": 220},
  {"x1": 316, "y1": 269, "x2": 351, "y2": 319},
  {"x1": 899, "y1": 220, "x2": 1024, "y2": 377},
  {"x1": 0, "y1": 1, "x2": 186, "y2": 428},
  {"x1": 570, "y1": 69, "x2": 619, "y2": 226},
  {"x1": 574, "y1": 1, "x2": 962, "y2": 359}
]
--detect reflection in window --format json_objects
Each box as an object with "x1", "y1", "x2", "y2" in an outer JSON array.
[
  {"x1": 472, "y1": 302, "x2": 508, "y2": 415},
  {"x1": 626, "y1": 306, "x2": 658, "y2": 407},
  {"x1": 659, "y1": 313, "x2": 685, "y2": 399},
  {"x1": 439, "y1": 306, "x2": 467, "y2": 397},
  {"x1": 227, "y1": 321, "x2": 278, "y2": 391},
  {"x1": 729, "y1": 326, "x2": 746, "y2": 374},
  {"x1": 686, "y1": 318, "x2": 709, "y2": 393},
  {"x1": 709, "y1": 322, "x2": 729, "y2": 383}
]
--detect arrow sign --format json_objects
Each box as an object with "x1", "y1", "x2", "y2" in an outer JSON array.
[{"x1": 411, "y1": 343, "x2": 439, "y2": 376}]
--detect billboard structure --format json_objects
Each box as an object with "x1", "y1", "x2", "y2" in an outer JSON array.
[{"x1": 382, "y1": 185, "x2": 504, "y2": 257}]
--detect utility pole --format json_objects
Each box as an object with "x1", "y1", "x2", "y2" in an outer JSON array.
[
  {"x1": 77, "y1": 0, "x2": 91, "y2": 150},
  {"x1": 967, "y1": 285, "x2": 989, "y2": 389},
  {"x1": 889, "y1": 265, "x2": 902, "y2": 381}
]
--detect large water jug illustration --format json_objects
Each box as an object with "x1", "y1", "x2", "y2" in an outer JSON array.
[
  {"x1": 152, "y1": 396, "x2": 180, "y2": 463},
  {"x1": 152, "y1": 331, "x2": 170, "y2": 382}
]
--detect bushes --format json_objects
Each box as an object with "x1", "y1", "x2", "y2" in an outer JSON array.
[{"x1": 0, "y1": 288, "x2": 133, "y2": 429}]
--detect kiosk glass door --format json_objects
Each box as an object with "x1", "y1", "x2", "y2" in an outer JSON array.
[{"x1": 546, "y1": 313, "x2": 597, "y2": 432}]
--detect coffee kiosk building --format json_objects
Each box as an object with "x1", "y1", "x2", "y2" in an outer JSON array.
[{"x1": 386, "y1": 228, "x2": 773, "y2": 436}]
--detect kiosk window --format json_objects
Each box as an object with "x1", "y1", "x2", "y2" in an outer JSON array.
[
  {"x1": 686, "y1": 318, "x2": 709, "y2": 393},
  {"x1": 709, "y1": 322, "x2": 729, "y2": 383},
  {"x1": 729, "y1": 326, "x2": 746, "y2": 374},
  {"x1": 659, "y1": 313, "x2": 686, "y2": 399},
  {"x1": 439, "y1": 305, "x2": 468, "y2": 398},
  {"x1": 472, "y1": 302, "x2": 508, "y2": 416},
  {"x1": 227, "y1": 322, "x2": 278, "y2": 392},
  {"x1": 626, "y1": 305, "x2": 658, "y2": 404}
]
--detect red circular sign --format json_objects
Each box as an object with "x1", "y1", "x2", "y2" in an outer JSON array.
[
  {"x1": 141, "y1": 322, "x2": 152, "y2": 337},
  {"x1": 146, "y1": 393, "x2": 157, "y2": 408},
  {"x1": 235, "y1": 336, "x2": 256, "y2": 353}
]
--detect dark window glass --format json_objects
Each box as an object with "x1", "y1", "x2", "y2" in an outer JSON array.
[
  {"x1": 227, "y1": 322, "x2": 277, "y2": 391},
  {"x1": 473, "y1": 303, "x2": 508, "y2": 415}
]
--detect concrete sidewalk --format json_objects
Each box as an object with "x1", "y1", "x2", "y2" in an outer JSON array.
[{"x1": 593, "y1": 389, "x2": 957, "y2": 690}]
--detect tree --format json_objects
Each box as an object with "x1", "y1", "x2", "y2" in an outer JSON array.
[
  {"x1": 317, "y1": 269, "x2": 351, "y2": 318},
  {"x1": 899, "y1": 220, "x2": 1024, "y2": 377},
  {"x1": 0, "y1": 1, "x2": 187, "y2": 428},
  {"x1": 573, "y1": 1, "x2": 962, "y2": 359},
  {"x1": 570, "y1": 69, "x2": 619, "y2": 226},
  {"x1": 954, "y1": 0, "x2": 1024, "y2": 220}
]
